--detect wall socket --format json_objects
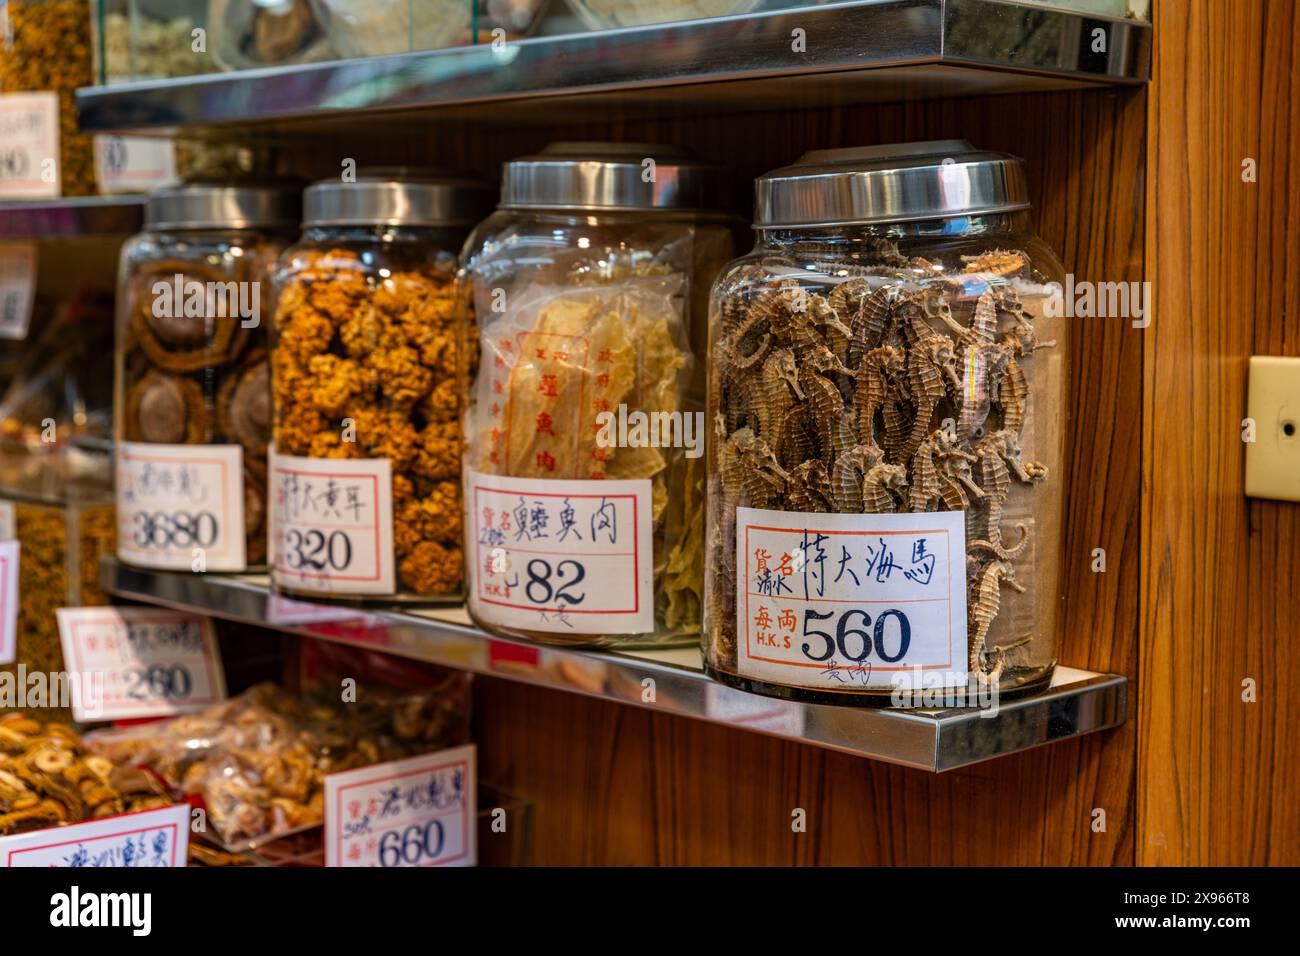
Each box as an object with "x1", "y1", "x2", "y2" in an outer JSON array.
[{"x1": 1245, "y1": 356, "x2": 1300, "y2": 501}]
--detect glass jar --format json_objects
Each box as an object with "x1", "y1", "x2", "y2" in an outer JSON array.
[
  {"x1": 114, "y1": 182, "x2": 299, "y2": 573},
  {"x1": 269, "y1": 170, "x2": 491, "y2": 603},
  {"x1": 704, "y1": 141, "x2": 1068, "y2": 704},
  {"x1": 460, "y1": 142, "x2": 736, "y2": 649}
]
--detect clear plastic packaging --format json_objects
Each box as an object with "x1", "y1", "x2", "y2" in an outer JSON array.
[
  {"x1": 704, "y1": 142, "x2": 1068, "y2": 703},
  {"x1": 565, "y1": 0, "x2": 757, "y2": 30}
]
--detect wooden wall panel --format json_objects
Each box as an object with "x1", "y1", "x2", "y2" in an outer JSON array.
[
  {"x1": 1140, "y1": 0, "x2": 1300, "y2": 866},
  {"x1": 470, "y1": 85, "x2": 1147, "y2": 866}
]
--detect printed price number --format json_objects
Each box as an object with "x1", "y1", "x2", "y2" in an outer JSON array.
[
  {"x1": 124, "y1": 663, "x2": 192, "y2": 702},
  {"x1": 0, "y1": 148, "x2": 30, "y2": 181},
  {"x1": 282, "y1": 528, "x2": 353, "y2": 573},
  {"x1": 378, "y1": 820, "x2": 446, "y2": 868},
  {"x1": 799, "y1": 608, "x2": 912, "y2": 663},
  {"x1": 521, "y1": 557, "x2": 586, "y2": 607},
  {"x1": 130, "y1": 510, "x2": 218, "y2": 550}
]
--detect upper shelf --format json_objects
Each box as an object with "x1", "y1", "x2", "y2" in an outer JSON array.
[
  {"x1": 76, "y1": 0, "x2": 1151, "y2": 139},
  {"x1": 100, "y1": 558, "x2": 1127, "y2": 773}
]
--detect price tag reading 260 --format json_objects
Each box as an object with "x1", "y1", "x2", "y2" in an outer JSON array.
[
  {"x1": 270, "y1": 448, "x2": 395, "y2": 596},
  {"x1": 735, "y1": 507, "x2": 969, "y2": 691}
]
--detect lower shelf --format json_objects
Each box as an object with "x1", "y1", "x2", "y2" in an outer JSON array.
[{"x1": 100, "y1": 557, "x2": 1126, "y2": 772}]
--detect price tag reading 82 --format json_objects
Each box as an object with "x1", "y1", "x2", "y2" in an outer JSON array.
[
  {"x1": 736, "y1": 507, "x2": 968, "y2": 691},
  {"x1": 116, "y1": 442, "x2": 246, "y2": 571},
  {"x1": 467, "y1": 470, "x2": 654, "y2": 635},
  {"x1": 270, "y1": 447, "x2": 395, "y2": 595}
]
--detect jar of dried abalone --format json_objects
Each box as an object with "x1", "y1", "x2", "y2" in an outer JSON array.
[
  {"x1": 115, "y1": 182, "x2": 299, "y2": 573},
  {"x1": 704, "y1": 141, "x2": 1068, "y2": 704}
]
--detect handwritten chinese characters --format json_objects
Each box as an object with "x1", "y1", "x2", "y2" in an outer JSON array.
[{"x1": 1, "y1": 805, "x2": 189, "y2": 868}]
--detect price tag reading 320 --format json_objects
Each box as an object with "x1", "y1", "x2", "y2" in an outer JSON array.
[
  {"x1": 736, "y1": 507, "x2": 968, "y2": 691},
  {"x1": 468, "y1": 471, "x2": 654, "y2": 635}
]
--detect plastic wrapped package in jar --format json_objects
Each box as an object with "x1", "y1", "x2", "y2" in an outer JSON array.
[
  {"x1": 269, "y1": 170, "x2": 492, "y2": 604},
  {"x1": 114, "y1": 182, "x2": 300, "y2": 574},
  {"x1": 460, "y1": 143, "x2": 738, "y2": 649},
  {"x1": 704, "y1": 141, "x2": 1068, "y2": 704},
  {"x1": 308, "y1": 0, "x2": 470, "y2": 56},
  {"x1": 93, "y1": 0, "x2": 218, "y2": 83},
  {"x1": 565, "y1": 0, "x2": 758, "y2": 31},
  {"x1": 0, "y1": 0, "x2": 96, "y2": 196}
]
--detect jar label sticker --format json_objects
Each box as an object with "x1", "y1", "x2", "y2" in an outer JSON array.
[
  {"x1": 323, "y1": 744, "x2": 476, "y2": 868},
  {"x1": 116, "y1": 442, "x2": 247, "y2": 572},
  {"x1": 0, "y1": 92, "x2": 60, "y2": 199},
  {"x1": 269, "y1": 446, "x2": 396, "y2": 596},
  {"x1": 734, "y1": 506, "x2": 969, "y2": 692},
  {"x1": 0, "y1": 540, "x2": 16, "y2": 665},
  {"x1": 0, "y1": 804, "x2": 190, "y2": 868},
  {"x1": 0, "y1": 242, "x2": 37, "y2": 340},
  {"x1": 92, "y1": 135, "x2": 178, "y2": 195},
  {"x1": 466, "y1": 469, "x2": 655, "y2": 635},
  {"x1": 55, "y1": 607, "x2": 227, "y2": 722},
  {"x1": 0, "y1": 501, "x2": 13, "y2": 540}
]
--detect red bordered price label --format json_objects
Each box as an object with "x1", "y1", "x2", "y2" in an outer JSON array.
[
  {"x1": 0, "y1": 805, "x2": 189, "y2": 867},
  {"x1": 324, "y1": 745, "x2": 476, "y2": 868},
  {"x1": 735, "y1": 506, "x2": 968, "y2": 691},
  {"x1": 0, "y1": 540, "x2": 17, "y2": 665},
  {"x1": 0, "y1": 93, "x2": 59, "y2": 199},
  {"x1": 56, "y1": 607, "x2": 227, "y2": 721}
]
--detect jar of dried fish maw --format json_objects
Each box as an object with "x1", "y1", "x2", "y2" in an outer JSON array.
[
  {"x1": 705, "y1": 141, "x2": 1068, "y2": 704},
  {"x1": 269, "y1": 171, "x2": 491, "y2": 603},
  {"x1": 461, "y1": 143, "x2": 735, "y2": 648},
  {"x1": 115, "y1": 183, "x2": 299, "y2": 573}
]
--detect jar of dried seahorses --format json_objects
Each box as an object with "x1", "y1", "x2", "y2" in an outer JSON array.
[
  {"x1": 460, "y1": 143, "x2": 737, "y2": 648},
  {"x1": 269, "y1": 170, "x2": 491, "y2": 603},
  {"x1": 705, "y1": 141, "x2": 1068, "y2": 704},
  {"x1": 115, "y1": 182, "x2": 300, "y2": 573}
]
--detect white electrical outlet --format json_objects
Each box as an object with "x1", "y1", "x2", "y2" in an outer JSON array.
[{"x1": 1245, "y1": 356, "x2": 1300, "y2": 501}]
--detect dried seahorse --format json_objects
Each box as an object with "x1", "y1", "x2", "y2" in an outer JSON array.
[
  {"x1": 968, "y1": 431, "x2": 1031, "y2": 560},
  {"x1": 754, "y1": 347, "x2": 802, "y2": 449},
  {"x1": 902, "y1": 334, "x2": 959, "y2": 459},
  {"x1": 853, "y1": 345, "x2": 905, "y2": 447},
  {"x1": 721, "y1": 428, "x2": 789, "y2": 509},
  {"x1": 880, "y1": 399, "x2": 911, "y2": 464},
  {"x1": 863, "y1": 462, "x2": 908, "y2": 513},
  {"x1": 982, "y1": 428, "x2": 1047, "y2": 485},
  {"x1": 909, "y1": 433, "x2": 943, "y2": 512},
  {"x1": 787, "y1": 460, "x2": 834, "y2": 513},
  {"x1": 725, "y1": 310, "x2": 773, "y2": 371},
  {"x1": 779, "y1": 405, "x2": 820, "y2": 472},
  {"x1": 830, "y1": 443, "x2": 885, "y2": 513},
  {"x1": 961, "y1": 248, "x2": 1027, "y2": 277},
  {"x1": 844, "y1": 284, "x2": 902, "y2": 368},
  {"x1": 798, "y1": 350, "x2": 851, "y2": 464},
  {"x1": 969, "y1": 559, "x2": 1026, "y2": 682}
]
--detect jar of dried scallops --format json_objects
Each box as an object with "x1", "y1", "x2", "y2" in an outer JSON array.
[
  {"x1": 115, "y1": 182, "x2": 299, "y2": 573},
  {"x1": 269, "y1": 170, "x2": 491, "y2": 603},
  {"x1": 461, "y1": 143, "x2": 736, "y2": 648},
  {"x1": 704, "y1": 141, "x2": 1068, "y2": 704}
]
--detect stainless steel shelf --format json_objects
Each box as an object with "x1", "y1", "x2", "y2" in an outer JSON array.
[
  {"x1": 76, "y1": 0, "x2": 1150, "y2": 138},
  {"x1": 100, "y1": 558, "x2": 1127, "y2": 772},
  {"x1": 0, "y1": 196, "x2": 145, "y2": 238}
]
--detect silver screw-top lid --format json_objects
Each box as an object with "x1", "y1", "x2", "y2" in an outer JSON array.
[
  {"x1": 146, "y1": 181, "x2": 301, "y2": 231},
  {"x1": 304, "y1": 168, "x2": 493, "y2": 227},
  {"x1": 754, "y1": 140, "x2": 1030, "y2": 228},
  {"x1": 500, "y1": 142, "x2": 725, "y2": 212}
]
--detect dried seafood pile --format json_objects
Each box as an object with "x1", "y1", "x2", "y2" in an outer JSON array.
[{"x1": 710, "y1": 247, "x2": 1054, "y2": 683}]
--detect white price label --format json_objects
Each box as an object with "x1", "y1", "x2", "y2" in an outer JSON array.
[
  {"x1": 0, "y1": 92, "x2": 60, "y2": 199},
  {"x1": 0, "y1": 540, "x2": 17, "y2": 665},
  {"x1": 0, "y1": 501, "x2": 14, "y2": 539},
  {"x1": 269, "y1": 447, "x2": 395, "y2": 595},
  {"x1": 56, "y1": 607, "x2": 227, "y2": 721},
  {"x1": 735, "y1": 507, "x2": 968, "y2": 691},
  {"x1": 93, "y1": 135, "x2": 178, "y2": 194},
  {"x1": 0, "y1": 242, "x2": 37, "y2": 339},
  {"x1": 0, "y1": 805, "x2": 190, "y2": 867},
  {"x1": 116, "y1": 442, "x2": 247, "y2": 571},
  {"x1": 467, "y1": 470, "x2": 654, "y2": 635},
  {"x1": 324, "y1": 745, "x2": 476, "y2": 868}
]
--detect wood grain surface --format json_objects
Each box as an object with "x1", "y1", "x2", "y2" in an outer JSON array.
[{"x1": 1139, "y1": 0, "x2": 1300, "y2": 866}]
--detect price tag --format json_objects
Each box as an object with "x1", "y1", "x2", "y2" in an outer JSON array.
[
  {"x1": 467, "y1": 470, "x2": 654, "y2": 635},
  {"x1": 735, "y1": 507, "x2": 968, "y2": 691},
  {"x1": 0, "y1": 540, "x2": 17, "y2": 665},
  {"x1": 269, "y1": 446, "x2": 395, "y2": 595},
  {"x1": 0, "y1": 805, "x2": 189, "y2": 867},
  {"x1": 56, "y1": 607, "x2": 227, "y2": 721},
  {"x1": 0, "y1": 501, "x2": 14, "y2": 539},
  {"x1": 324, "y1": 744, "x2": 476, "y2": 868},
  {"x1": 116, "y1": 442, "x2": 246, "y2": 571},
  {"x1": 0, "y1": 92, "x2": 60, "y2": 199},
  {"x1": 0, "y1": 242, "x2": 37, "y2": 340},
  {"x1": 93, "y1": 135, "x2": 178, "y2": 194}
]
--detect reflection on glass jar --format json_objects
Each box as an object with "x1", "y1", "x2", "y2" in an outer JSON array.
[
  {"x1": 460, "y1": 143, "x2": 737, "y2": 649},
  {"x1": 704, "y1": 141, "x2": 1068, "y2": 705}
]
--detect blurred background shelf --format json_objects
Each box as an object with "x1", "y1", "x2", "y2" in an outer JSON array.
[
  {"x1": 0, "y1": 196, "x2": 145, "y2": 238},
  {"x1": 101, "y1": 557, "x2": 1127, "y2": 773}
]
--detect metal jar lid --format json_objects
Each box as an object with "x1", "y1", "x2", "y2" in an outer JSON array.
[
  {"x1": 145, "y1": 182, "x2": 301, "y2": 231},
  {"x1": 754, "y1": 140, "x2": 1030, "y2": 228},
  {"x1": 500, "y1": 142, "x2": 724, "y2": 212},
  {"x1": 304, "y1": 168, "x2": 492, "y2": 227}
]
